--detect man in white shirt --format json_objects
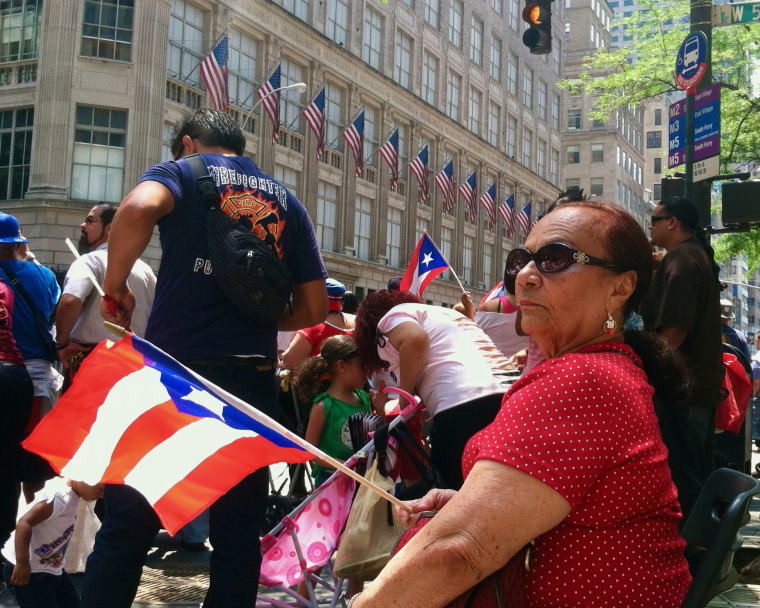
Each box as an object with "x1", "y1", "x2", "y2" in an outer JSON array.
[{"x1": 54, "y1": 204, "x2": 156, "y2": 369}]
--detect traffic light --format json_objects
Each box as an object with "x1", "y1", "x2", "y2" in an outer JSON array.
[
  {"x1": 522, "y1": 0, "x2": 552, "y2": 55},
  {"x1": 660, "y1": 176, "x2": 684, "y2": 200},
  {"x1": 722, "y1": 180, "x2": 760, "y2": 227}
]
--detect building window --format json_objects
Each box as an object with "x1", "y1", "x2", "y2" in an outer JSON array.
[
  {"x1": 550, "y1": 148, "x2": 559, "y2": 185},
  {"x1": 537, "y1": 80, "x2": 547, "y2": 121},
  {"x1": 470, "y1": 17, "x2": 483, "y2": 66},
  {"x1": 275, "y1": 165, "x2": 300, "y2": 201},
  {"x1": 363, "y1": 106, "x2": 377, "y2": 166},
  {"x1": 566, "y1": 178, "x2": 580, "y2": 191},
  {"x1": 522, "y1": 128, "x2": 532, "y2": 168},
  {"x1": 567, "y1": 108, "x2": 581, "y2": 130},
  {"x1": 506, "y1": 114, "x2": 517, "y2": 158},
  {"x1": 591, "y1": 143, "x2": 604, "y2": 162},
  {"x1": 81, "y1": 0, "x2": 134, "y2": 62},
  {"x1": 317, "y1": 180, "x2": 338, "y2": 250},
  {"x1": 468, "y1": 88, "x2": 481, "y2": 136},
  {"x1": 488, "y1": 102, "x2": 499, "y2": 147},
  {"x1": 228, "y1": 29, "x2": 257, "y2": 110},
  {"x1": 0, "y1": 0, "x2": 43, "y2": 62},
  {"x1": 590, "y1": 177, "x2": 604, "y2": 196},
  {"x1": 522, "y1": 67, "x2": 533, "y2": 107},
  {"x1": 424, "y1": 0, "x2": 440, "y2": 29},
  {"x1": 491, "y1": 0, "x2": 503, "y2": 14},
  {"x1": 416, "y1": 216, "x2": 429, "y2": 242},
  {"x1": 653, "y1": 183, "x2": 662, "y2": 200},
  {"x1": 592, "y1": 117, "x2": 606, "y2": 128},
  {"x1": 71, "y1": 106, "x2": 127, "y2": 203},
  {"x1": 490, "y1": 35, "x2": 502, "y2": 81},
  {"x1": 508, "y1": 0, "x2": 518, "y2": 29},
  {"x1": 167, "y1": 0, "x2": 204, "y2": 88},
  {"x1": 463, "y1": 235, "x2": 473, "y2": 284},
  {"x1": 387, "y1": 207, "x2": 402, "y2": 267},
  {"x1": 362, "y1": 9, "x2": 383, "y2": 70},
  {"x1": 394, "y1": 30, "x2": 412, "y2": 89},
  {"x1": 422, "y1": 51, "x2": 438, "y2": 106},
  {"x1": 654, "y1": 157, "x2": 662, "y2": 174},
  {"x1": 483, "y1": 243, "x2": 493, "y2": 286},
  {"x1": 506, "y1": 51, "x2": 518, "y2": 96},
  {"x1": 440, "y1": 227, "x2": 453, "y2": 280},
  {"x1": 324, "y1": 82, "x2": 343, "y2": 150},
  {"x1": 0, "y1": 108, "x2": 33, "y2": 200},
  {"x1": 537, "y1": 139, "x2": 546, "y2": 178},
  {"x1": 283, "y1": 0, "x2": 308, "y2": 20},
  {"x1": 281, "y1": 58, "x2": 304, "y2": 132},
  {"x1": 566, "y1": 145, "x2": 580, "y2": 164},
  {"x1": 326, "y1": 0, "x2": 348, "y2": 47},
  {"x1": 446, "y1": 71, "x2": 461, "y2": 122},
  {"x1": 646, "y1": 131, "x2": 662, "y2": 148},
  {"x1": 551, "y1": 93, "x2": 560, "y2": 130},
  {"x1": 448, "y1": 1, "x2": 463, "y2": 48},
  {"x1": 654, "y1": 108, "x2": 662, "y2": 125},
  {"x1": 552, "y1": 42, "x2": 560, "y2": 74},
  {"x1": 354, "y1": 195, "x2": 372, "y2": 260}
]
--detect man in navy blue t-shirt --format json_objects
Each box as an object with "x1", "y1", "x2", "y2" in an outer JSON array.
[{"x1": 82, "y1": 109, "x2": 327, "y2": 608}]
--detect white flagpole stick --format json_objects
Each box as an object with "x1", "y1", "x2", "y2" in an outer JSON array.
[
  {"x1": 423, "y1": 231, "x2": 467, "y2": 294},
  {"x1": 101, "y1": 324, "x2": 413, "y2": 513}
]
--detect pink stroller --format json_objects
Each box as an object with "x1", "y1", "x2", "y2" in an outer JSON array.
[{"x1": 255, "y1": 388, "x2": 422, "y2": 608}]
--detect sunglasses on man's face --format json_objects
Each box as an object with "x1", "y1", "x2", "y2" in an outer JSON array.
[{"x1": 504, "y1": 242, "x2": 626, "y2": 278}]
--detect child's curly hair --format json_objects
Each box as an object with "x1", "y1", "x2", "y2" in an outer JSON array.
[{"x1": 292, "y1": 334, "x2": 358, "y2": 402}]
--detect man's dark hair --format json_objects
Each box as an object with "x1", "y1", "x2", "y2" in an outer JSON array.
[
  {"x1": 170, "y1": 109, "x2": 246, "y2": 158},
  {"x1": 96, "y1": 203, "x2": 118, "y2": 225}
]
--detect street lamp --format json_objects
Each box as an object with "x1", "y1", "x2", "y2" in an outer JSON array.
[{"x1": 244, "y1": 82, "x2": 308, "y2": 133}]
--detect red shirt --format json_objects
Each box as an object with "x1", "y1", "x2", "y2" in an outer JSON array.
[
  {"x1": 297, "y1": 321, "x2": 351, "y2": 357},
  {"x1": 462, "y1": 342, "x2": 691, "y2": 608},
  {"x1": 0, "y1": 280, "x2": 24, "y2": 365}
]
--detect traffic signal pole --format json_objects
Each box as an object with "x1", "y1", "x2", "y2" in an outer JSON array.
[{"x1": 687, "y1": 0, "x2": 713, "y2": 227}]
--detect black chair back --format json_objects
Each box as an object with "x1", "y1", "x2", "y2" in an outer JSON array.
[{"x1": 680, "y1": 467, "x2": 760, "y2": 608}]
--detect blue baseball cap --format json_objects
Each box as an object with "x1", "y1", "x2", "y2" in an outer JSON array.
[{"x1": 0, "y1": 213, "x2": 28, "y2": 244}]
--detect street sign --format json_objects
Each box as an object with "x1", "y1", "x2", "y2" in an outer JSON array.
[
  {"x1": 713, "y1": 1, "x2": 760, "y2": 26},
  {"x1": 693, "y1": 83, "x2": 721, "y2": 163},
  {"x1": 675, "y1": 32, "x2": 708, "y2": 92},
  {"x1": 668, "y1": 99, "x2": 686, "y2": 169}
]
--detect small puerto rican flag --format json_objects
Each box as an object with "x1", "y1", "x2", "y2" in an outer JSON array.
[{"x1": 399, "y1": 233, "x2": 449, "y2": 297}]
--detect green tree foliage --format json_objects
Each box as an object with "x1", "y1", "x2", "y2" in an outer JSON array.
[{"x1": 563, "y1": 0, "x2": 760, "y2": 269}]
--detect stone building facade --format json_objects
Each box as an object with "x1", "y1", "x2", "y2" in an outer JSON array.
[{"x1": 0, "y1": 0, "x2": 565, "y2": 304}]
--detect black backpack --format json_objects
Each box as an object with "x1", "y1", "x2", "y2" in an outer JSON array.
[{"x1": 185, "y1": 154, "x2": 293, "y2": 325}]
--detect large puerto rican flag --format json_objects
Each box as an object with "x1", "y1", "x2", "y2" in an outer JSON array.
[
  {"x1": 399, "y1": 233, "x2": 449, "y2": 296},
  {"x1": 23, "y1": 334, "x2": 313, "y2": 535}
]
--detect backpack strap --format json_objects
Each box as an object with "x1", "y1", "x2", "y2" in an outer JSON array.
[{"x1": 184, "y1": 154, "x2": 221, "y2": 208}]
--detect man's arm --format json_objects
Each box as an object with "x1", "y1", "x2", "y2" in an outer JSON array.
[
  {"x1": 54, "y1": 294, "x2": 87, "y2": 362},
  {"x1": 659, "y1": 326, "x2": 688, "y2": 351},
  {"x1": 277, "y1": 278, "x2": 327, "y2": 331},
  {"x1": 101, "y1": 181, "x2": 174, "y2": 327}
]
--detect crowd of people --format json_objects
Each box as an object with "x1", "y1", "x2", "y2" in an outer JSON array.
[{"x1": 0, "y1": 106, "x2": 741, "y2": 608}]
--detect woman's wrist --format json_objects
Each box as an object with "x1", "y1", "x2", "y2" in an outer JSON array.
[{"x1": 346, "y1": 592, "x2": 362, "y2": 607}]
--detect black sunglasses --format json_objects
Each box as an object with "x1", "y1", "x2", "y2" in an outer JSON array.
[
  {"x1": 649, "y1": 215, "x2": 673, "y2": 225},
  {"x1": 504, "y1": 242, "x2": 626, "y2": 277}
]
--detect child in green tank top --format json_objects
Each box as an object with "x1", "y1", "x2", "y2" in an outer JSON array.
[{"x1": 292, "y1": 334, "x2": 379, "y2": 485}]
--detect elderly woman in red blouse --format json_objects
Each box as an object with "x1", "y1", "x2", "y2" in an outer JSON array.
[{"x1": 349, "y1": 202, "x2": 692, "y2": 608}]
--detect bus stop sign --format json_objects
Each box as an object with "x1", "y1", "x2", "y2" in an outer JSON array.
[{"x1": 676, "y1": 32, "x2": 708, "y2": 93}]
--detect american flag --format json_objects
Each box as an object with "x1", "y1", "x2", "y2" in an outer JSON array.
[
  {"x1": 200, "y1": 35, "x2": 229, "y2": 111},
  {"x1": 409, "y1": 145, "x2": 429, "y2": 201},
  {"x1": 343, "y1": 110, "x2": 365, "y2": 176},
  {"x1": 379, "y1": 128, "x2": 399, "y2": 187},
  {"x1": 479, "y1": 182, "x2": 497, "y2": 226},
  {"x1": 459, "y1": 171, "x2": 477, "y2": 221},
  {"x1": 435, "y1": 160, "x2": 456, "y2": 213},
  {"x1": 303, "y1": 86, "x2": 326, "y2": 159},
  {"x1": 517, "y1": 201, "x2": 533, "y2": 235},
  {"x1": 257, "y1": 64, "x2": 281, "y2": 143},
  {"x1": 499, "y1": 194, "x2": 516, "y2": 237}
]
